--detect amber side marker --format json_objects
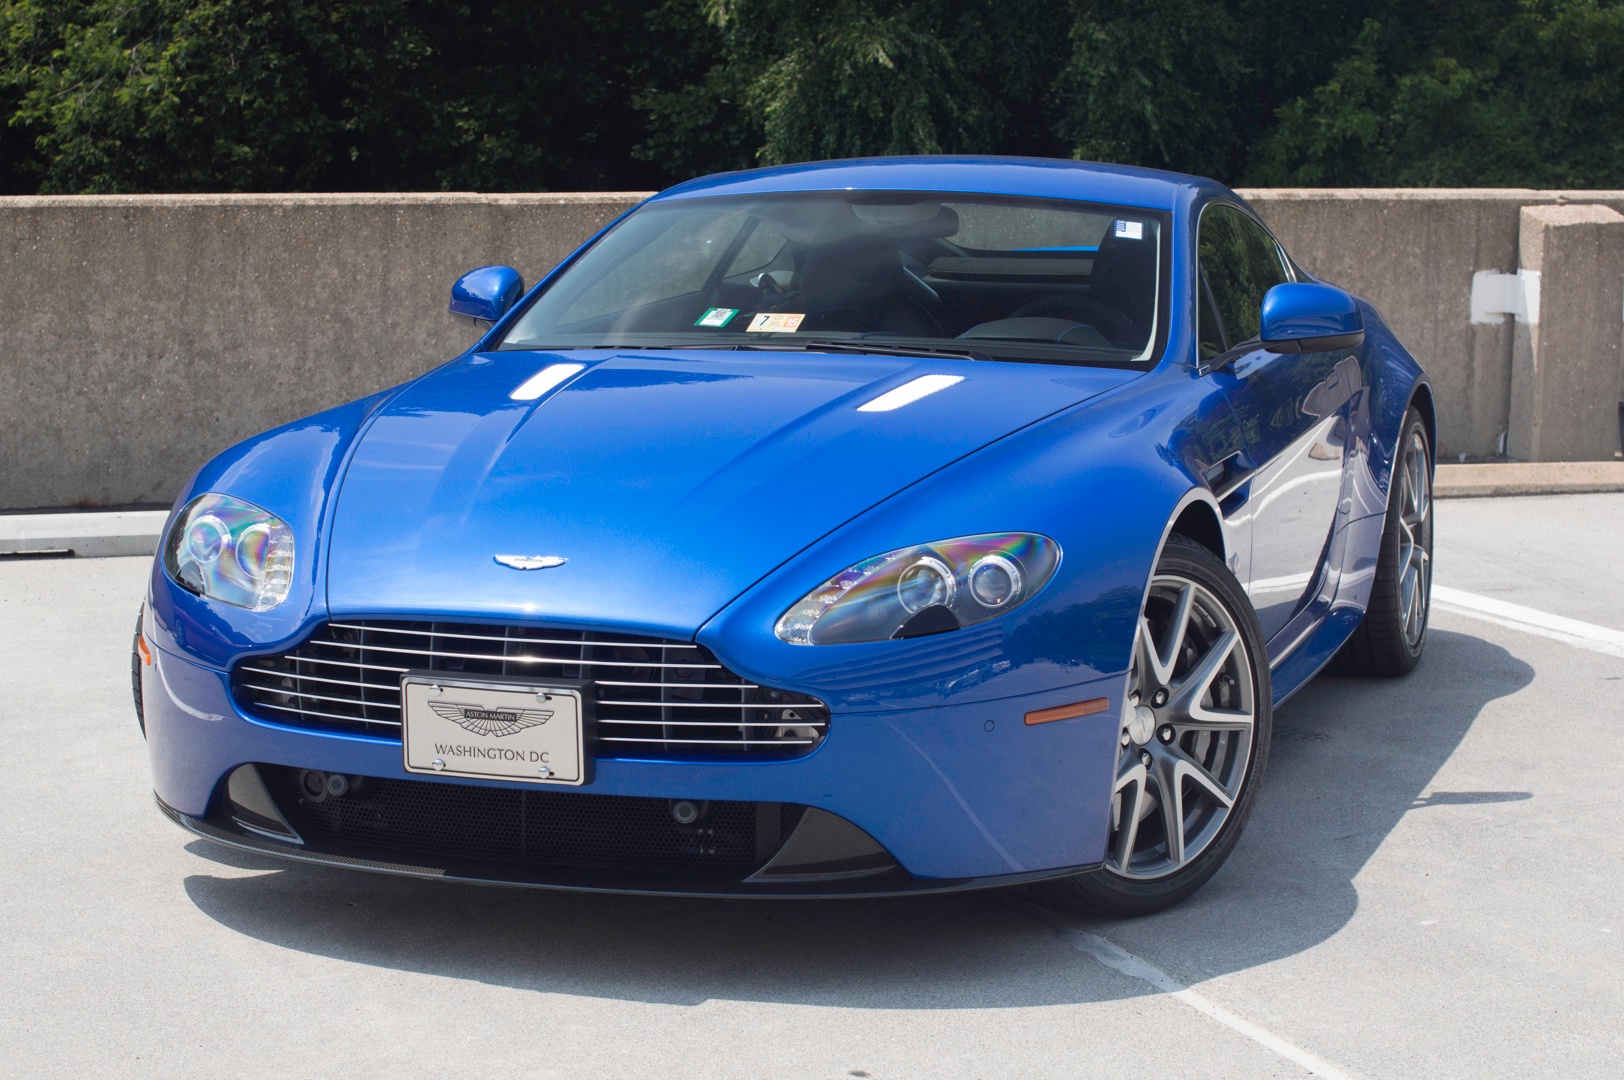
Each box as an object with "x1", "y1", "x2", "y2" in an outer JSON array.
[
  {"x1": 136, "y1": 634, "x2": 152, "y2": 666},
  {"x1": 1025, "y1": 697, "x2": 1110, "y2": 725}
]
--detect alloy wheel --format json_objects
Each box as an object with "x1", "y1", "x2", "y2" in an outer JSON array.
[
  {"x1": 1396, "y1": 430, "x2": 1433, "y2": 651},
  {"x1": 1108, "y1": 575, "x2": 1257, "y2": 880}
]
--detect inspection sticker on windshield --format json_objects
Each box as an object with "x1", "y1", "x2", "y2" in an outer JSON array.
[
  {"x1": 1114, "y1": 219, "x2": 1145, "y2": 240},
  {"x1": 746, "y1": 312, "x2": 806, "y2": 333},
  {"x1": 695, "y1": 307, "x2": 739, "y2": 328}
]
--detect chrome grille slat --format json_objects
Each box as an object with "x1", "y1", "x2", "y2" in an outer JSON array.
[
  {"x1": 594, "y1": 680, "x2": 762, "y2": 689},
  {"x1": 232, "y1": 619, "x2": 827, "y2": 760},
  {"x1": 600, "y1": 737, "x2": 817, "y2": 746},
  {"x1": 300, "y1": 638, "x2": 726, "y2": 670},
  {"x1": 252, "y1": 701, "x2": 403, "y2": 727},
  {"x1": 595, "y1": 699, "x2": 810, "y2": 709},
  {"x1": 325, "y1": 622, "x2": 704, "y2": 651},
  {"x1": 597, "y1": 718, "x2": 816, "y2": 727},
  {"x1": 239, "y1": 666, "x2": 390, "y2": 690},
  {"x1": 269, "y1": 656, "x2": 412, "y2": 675},
  {"x1": 240, "y1": 684, "x2": 402, "y2": 709}
]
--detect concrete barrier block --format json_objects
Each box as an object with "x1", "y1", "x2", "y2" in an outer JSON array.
[{"x1": 1507, "y1": 204, "x2": 1624, "y2": 462}]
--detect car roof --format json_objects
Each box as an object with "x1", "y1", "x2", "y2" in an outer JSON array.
[{"x1": 649, "y1": 156, "x2": 1224, "y2": 212}]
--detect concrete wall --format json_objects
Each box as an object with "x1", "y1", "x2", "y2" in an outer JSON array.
[
  {"x1": 1505, "y1": 204, "x2": 1624, "y2": 462},
  {"x1": 0, "y1": 194, "x2": 644, "y2": 511},
  {"x1": 1238, "y1": 188, "x2": 1624, "y2": 461},
  {"x1": 3, "y1": 188, "x2": 1622, "y2": 510}
]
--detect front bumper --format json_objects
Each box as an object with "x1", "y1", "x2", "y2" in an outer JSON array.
[{"x1": 144, "y1": 638, "x2": 1123, "y2": 889}]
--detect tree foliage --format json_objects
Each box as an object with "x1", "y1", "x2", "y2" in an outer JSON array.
[
  {"x1": 1, "y1": 0, "x2": 1620, "y2": 194},
  {"x1": 0, "y1": 0, "x2": 708, "y2": 192},
  {"x1": 1248, "y1": 1, "x2": 1624, "y2": 186}
]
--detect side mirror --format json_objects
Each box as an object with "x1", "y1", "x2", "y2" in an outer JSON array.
[
  {"x1": 1260, "y1": 283, "x2": 1364, "y2": 353},
  {"x1": 449, "y1": 266, "x2": 525, "y2": 329}
]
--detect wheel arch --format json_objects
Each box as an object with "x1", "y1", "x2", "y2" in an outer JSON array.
[
  {"x1": 1408, "y1": 379, "x2": 1437, "y2": 466},
  {"x1": 1166, "y1": 497, "x2": 1226, "y2": 564},
  {"x1": 1139, "y1": 487, "x2": 1231, "y2": 622}
]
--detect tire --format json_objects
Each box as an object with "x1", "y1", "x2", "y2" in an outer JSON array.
[
  {"x1": 1333, "y1": 406, "x2": 1433, "y2": 676},
  {"x1": 1032, "y1": 534, "x2": 1273, "y2": 917},
  {"x1": 131, "y1": 608, "x2": 147, "y2": 736}
]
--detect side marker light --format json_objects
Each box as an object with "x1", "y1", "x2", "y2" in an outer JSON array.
[{"x1": 1025, "y1": 698, "x2": 1109, "y2": 726}]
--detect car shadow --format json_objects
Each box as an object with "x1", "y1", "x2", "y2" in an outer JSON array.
[{"x1": 181, "y1": 626, "x2": 1532, "y2": 1007}]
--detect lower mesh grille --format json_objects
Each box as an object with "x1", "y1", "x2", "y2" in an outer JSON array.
[
  {"x1": 268, "y1": 768, "x2": 804, "y2": 878},
  {"x1": 231, "y1": 620, "x2": 829, "y2": 759}
]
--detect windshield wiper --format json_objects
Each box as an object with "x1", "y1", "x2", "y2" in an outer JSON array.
[
  {"x1": 774, "y1": 339, "x2": 993, "y2": 362},
  {"x1": 513, "y1": 340, "x2": 993, "y2": 361}
]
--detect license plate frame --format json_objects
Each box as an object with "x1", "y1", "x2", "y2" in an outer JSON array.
[{"x1": 400, "y1": 672, "x2": 591, "y2": 786}]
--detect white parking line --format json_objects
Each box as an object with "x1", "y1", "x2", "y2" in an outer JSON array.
[
  {"x1": 1009, "y1": 899, "x2": 1358, "y2": 1080},
  {"x1": 1432, "y1": 586, "x2": 1624, "y2": 659}
]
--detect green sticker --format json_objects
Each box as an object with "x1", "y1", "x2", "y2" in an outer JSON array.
[{"x1": 695, "y1": 307, "x2": 739, "y2": 328}]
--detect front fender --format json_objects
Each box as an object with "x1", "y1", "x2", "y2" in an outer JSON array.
[
  {"x1": 146, "y1": 390, "x2": 396, "y2": 670},
  {"x1": 702, "y1": 367, "x2": 1227, "y2": 714}
]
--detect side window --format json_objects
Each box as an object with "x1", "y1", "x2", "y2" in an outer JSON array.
[{"x1": 1197, "y1": 204, "x2": 1291, "y2": 356}]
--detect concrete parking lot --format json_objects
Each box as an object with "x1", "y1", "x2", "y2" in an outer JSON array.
[{"x1": 1, "y1": 493, "x2": 1619, "y2": 1080}]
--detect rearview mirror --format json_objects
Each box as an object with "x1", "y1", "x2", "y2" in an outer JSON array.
[
  {"x1": 1260, "y1": 283, "x2": 1364, "y2": 353},
  {"x1": 449, "y1": 266, "x2": 525, "y2": 329}
]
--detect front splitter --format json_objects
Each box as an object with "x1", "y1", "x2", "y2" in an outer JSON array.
[{"x1": 157, "y1": 794, "x2": 1102, "y2": 900}]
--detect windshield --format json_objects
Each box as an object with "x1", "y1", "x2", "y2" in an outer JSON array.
[{"x1": 500, "y1": 191, "x2": 1169, "y2": 366}]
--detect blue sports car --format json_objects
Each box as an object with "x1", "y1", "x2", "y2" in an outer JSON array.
[{"x1": 135, "y1": 157, "x2": 1433, "y2": 915}]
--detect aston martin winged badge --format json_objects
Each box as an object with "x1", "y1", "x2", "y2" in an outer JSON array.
[{"x1": 429, "y1": 701, "x2": 553, "y2": 737}]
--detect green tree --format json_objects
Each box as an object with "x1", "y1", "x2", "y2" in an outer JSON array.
[
  {"x1": 636, "y1": 0, "x2": 1073, "y2": 173},
  {"x1": 2, "y1": 0, "x2": 1621, "y2": 193},
  {"x1": 1247, "y1": 0, "x2": 1624, "y2": 186},
  {"x1": 0, "y1": 0, "x2": 713, "y2": 193}
]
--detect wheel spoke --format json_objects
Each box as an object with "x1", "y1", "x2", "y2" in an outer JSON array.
[
  {"x1": 1112, "y1": 756, "x2": 1148, "y2": 872},
  {"x1": 1167, "y1": 630, "x2": 1249, "y2": 731},
  {"x1": 1151, "y1": 753, "x2": 1187, "y2": 867},
  {"x1": 1399, "y1": 454, "x2": 1415, "y2": 520},
  {"x1": 1134, "y1": 618, "x2": 1159, "y2": 692},
  {"x1": 1143, "y1": 583, "x2": 1193, "y2": 688},
  {"x1": 1171, "y1": 744, "x2": 1236, "y2": 808},
  {"x1": 1406, "y1": 550, "x2": 1430, "y2": 640},
  {"x1": 1400, "y1": 561, "x2": 1418, "y2": 628},
  {"x1": 1403, "y1": 436, "x2": 1430, "y2": 527},
  {"x1": 1181, "y1": 706, "x2": 1254, "y2": 733}
]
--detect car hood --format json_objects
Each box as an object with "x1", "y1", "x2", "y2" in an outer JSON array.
[{"x1": 326, "y1": 350, "x2": 1138, "y2": 635}]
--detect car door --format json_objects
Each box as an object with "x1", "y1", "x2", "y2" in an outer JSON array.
[{"x1": 1198, "y1": 203, "x2": 1352, "y2": 643}]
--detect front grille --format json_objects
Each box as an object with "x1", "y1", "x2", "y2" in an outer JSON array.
[
  {"x1": 267, "y1": 767, "x2": 804, "y2": 878},
  {"x1": 232, "y1": 620, "x2": 828, "y2": 758}
]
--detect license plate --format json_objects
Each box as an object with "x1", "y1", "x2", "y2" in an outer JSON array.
[{"x1": 401, "y1": 675, "x2": 587, "y2": 786}]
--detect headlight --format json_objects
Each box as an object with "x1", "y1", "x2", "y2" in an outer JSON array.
[
  {"x1": 775, "y1": 533, "x2": 1060, "y2": 645},
  {"x1": 163, "y1": 494, "x2": 295, "y2": 611}
]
